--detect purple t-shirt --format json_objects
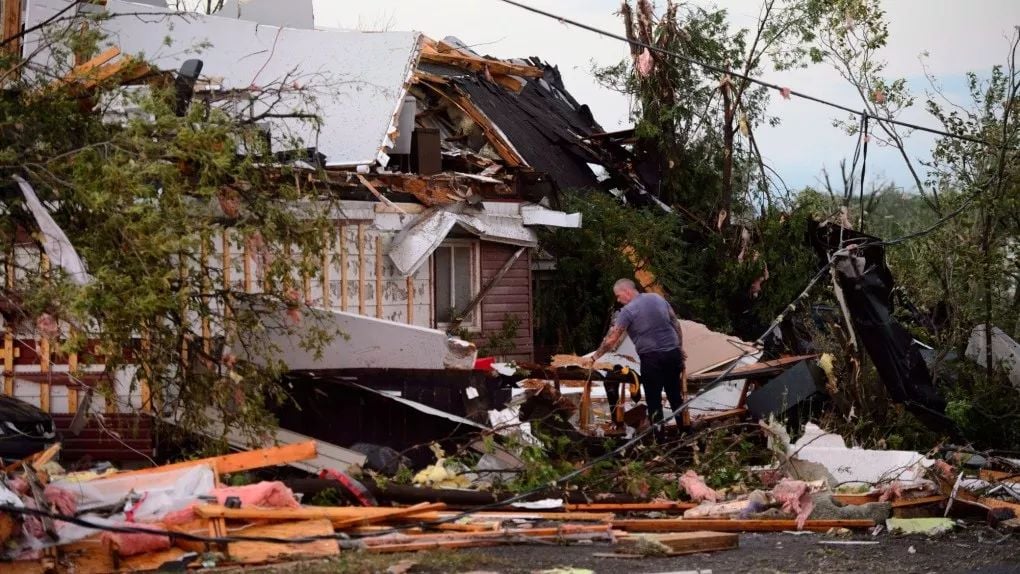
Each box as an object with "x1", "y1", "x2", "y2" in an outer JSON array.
[{"x1": 614, "y1": 293, "x2": 680, "y2": 354}]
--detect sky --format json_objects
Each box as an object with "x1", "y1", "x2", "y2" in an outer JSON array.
[{"x1": 314, "y1": 0, "x2": 1020, "y2": 193}]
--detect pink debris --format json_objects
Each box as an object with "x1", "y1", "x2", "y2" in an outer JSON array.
[
  {"x1": 878, "y1": 481, "x2": 904, "y2": 502},
  {"x1": 44, "y1": 485, "x2": 76, "y2": 516},
  {"x1": 8, "y1": 477, "x2": 29, "y2": 495},
  {"x1": 679, "y1": 470, "x2": 719, "y2": 503},
  {"x1": 933, "y1": 460, "x2": 957, "y2": 483},
  {"x1": 212, "y1": 481, "x2": 300, "y2": 509},
  {"x1": 636, "y1": 48, "x2": 655, "y2": 78},
  {"x1": 101, "y1": 525, "x2": 171, "y2": 557},
  {"x1": 161, "y1": 506, "x2": 197, "y2": 526},
  {"x1": 772, "y1": 479, "x2": 814, "y2": 530}
]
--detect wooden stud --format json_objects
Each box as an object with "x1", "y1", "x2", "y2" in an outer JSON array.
[
  {"x1": 3, "y1": 331, "x2": 12, "y2": 397},
  {"x1": 375, "y1": 235, "x2": 383, "y2": 318},
  {"x1": 200, "y1": 239, "x2": 211, "y2": 355},
  {"x1": 339, "y1": 224, "x2": 348, "y2": 311},
  {"x1": 303, "y1": 269, "x2": 312, "y2": 305},
  {"x1": 406, "y1": 275, "x2": 414, "y2": 324},
  {"x1": 357, "y1": 224, "x2": 366, "y2": 315},
  {"x1": 321, "y1": 231, "x2": 330, "y2": 309},
  {"x1": 67, "y1": 345, "x2": 78, "y2": 413},
  {"x1": 39, "y1": 254, "x2": 50, "y2": 413},
  {"x1": 222, "y1": 232, "x2": 232, "y2": 291},
  {"x1": 138, "y1": 330, "x2": 151, "y2": 414},
  {"x1": 113, "y1": 440, "x2": 318, "y2": 478},
  {"x1": 2, "y1": 0, "x2": 24, "y2": 81},
  {"x1": 616, "y1": 531, "x2": 738, "y2": 556},
  {"x1": 242, "y1": 235, "x2": 253, "y2": 293}
]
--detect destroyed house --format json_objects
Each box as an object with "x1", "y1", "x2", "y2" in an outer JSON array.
[{"x1": 2, "y1": 0, "x2": 645, "y2": 462}]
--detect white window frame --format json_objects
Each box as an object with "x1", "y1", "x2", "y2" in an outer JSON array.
[{"x1": 432, "y1": 239, "x2": 481, "y2": 331}]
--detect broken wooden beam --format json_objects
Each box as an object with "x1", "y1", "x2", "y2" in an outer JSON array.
[
  {"x1": 612, "y1": 518, "x2": 875, "y2": 533},
  {"x1": 565, "y1": 502, "x2": 696, "y2": 512},
  {"x1": 616, "y1": 531, "x2": 738, "y2": 556},
  {"x1": 109, "y1": 441, "x2": 317, "y2": 478},
  {"x1": 194, "y1": 502, "x2": 445, "y2": 528}
]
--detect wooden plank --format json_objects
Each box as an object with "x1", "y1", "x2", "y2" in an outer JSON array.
[
  {"x1": 38, "y1": 254, "x2": 50, "y2": 412},
  {"x1": 58, "y1": 537, "x2": 190, "y2": 574},
  {"x1": 361, "y1": 524, "x2": 612, "y2": 549},
  {"x1": 67, "y1": 343, "x2": 78, "y2": 412},
  {"x1": 243, "y1": 234, "x2": 253, "y2": 293},
  {"x1": 339, "y1": 223, "x2": 348, "y2": 311},
  {"x1": 321, "y1": 231, "x2": 331, "y2": 308},
  {"x1": 109, "y1": 440, "x2": 317, "y2": 478},
  {"x1": 357, "y1": 174, "x2": 406, "y2": 214},
  {"x1": 195, "y1": 502, "x2": 444, "y2": 527},
  {"x1": 227, "y1": 519, "x2": 339, "y2": 565},
  {"x1": 2, "y1": 0, "x2": 24, "y2": 82},
  {"x1": 375, "y1": 234, "x2": 383, "y2": 318},
  {"x1": 3, "y1": 330, "x2": 13, "y2": 396},
  {"x1": 617, "y1": 531, "x2": 738, "y2": 556},
  {"x1": 613, "y1": 518, "x2": 875, "y2": 533},
  {"x1": 357, "y1": 224, "x2": 366, "y2": 315},
  {"x1": 980, "y1": 469, "x2": 1020, "y2": 483},
  {"x1": 566, "y1": 502, "x2": 695, "y2": 512}
]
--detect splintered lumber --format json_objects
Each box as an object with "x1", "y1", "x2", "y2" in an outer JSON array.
[
  {"x1": 361, "y1": 524, "x2": 613, "y2": 553},
  {"x1": 2, "y1": 443, "x2": 61, "y2": 473},
  {"x1": 226, "y1": 519, "x2": 339, "y2": 565},
  {"x1": 833, "y1": 494, "x2": 948, "y2": 509},
  {"x1": 566, "y1": 502, "x2": 695, "y2": 512},
  {"x1": 110, "y1": 441, "x2": 317, "y2": 479},
  {"x1": 195, "y1": 502, "x2": 445, "y2": 528},
  {"x1": 438, "y1": 510, "x2": 615, "y2": 522},
  {"x1": 613, "y1": 518, "x2": 875, "y2": 533},
  {"x1": 617, "y1": 531, "x2": 738, "y2": 556},
  {"x1": 979, "y1": 469, "x2": 1020, "y2": 483},
  {"x1": 55, "y1": 537, "x2": 189, "y2": 574}
]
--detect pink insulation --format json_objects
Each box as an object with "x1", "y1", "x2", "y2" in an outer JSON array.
[
  {"x1": 212, "y1": 481, "x2": 300, "y2": 508},
  {"x1": 772, "y1": 479, "x2": 814, "y2": 529},
  {"x1": 43, "y1": 485, "x2": 76, "y2": 516},
  {"x1": 101, "y1": 525, "x2": 171, "y2": 557},
  {"x1": 679, "y1": 470, "x2": 719, "y2": 503}
]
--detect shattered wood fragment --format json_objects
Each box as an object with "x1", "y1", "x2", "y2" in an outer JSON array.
[
  {"x1": 616, "y1": 531, "x2": 738, "y2": 556},
  {"x1": 613, "y1": 518, "x2": 876, "y2": 533},
  {"x1": 226, "y1": 519, "x2": 339, "y2": 565},
  {"x1": 439, "y1": 510, "x2": 614, "y2": 522},
  {"x1": 360, "y1": 524, "x2": 613, "y2": 553}
]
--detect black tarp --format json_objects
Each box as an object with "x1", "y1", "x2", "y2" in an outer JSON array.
[{"x1": 810, "y1": 223, "x2": 951, "y2": 429}]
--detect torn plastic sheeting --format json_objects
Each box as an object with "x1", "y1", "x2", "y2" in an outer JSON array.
[
  {"x1": 51, "y1": 464, "x2": 215, "y2": 516},
  {"x1": 966, "y1": 325, "x2": 1020, "y2": 390},
  {"x1": 13, "y1": 176, "x2": 90, "y2": 285},
  {"x1": 25, "y1": 1, "x2": 422, "y2": 167},
  {"x1": 341, "y1": 381, "x2": 487, "y2": 430}
]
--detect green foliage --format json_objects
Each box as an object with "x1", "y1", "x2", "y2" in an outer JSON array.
[
  {"x1": 0, "y1": 12, "x2": 341, "y2": 444},
  {"x1": 536, "y1": 191, "x2": 817, "y2": 352},
  {"x1": 306, "y1": 487, "x2": 344, "y2": 507},
  {"x1": 477, "y1": 313, "x2": 522, "y2": 359}
]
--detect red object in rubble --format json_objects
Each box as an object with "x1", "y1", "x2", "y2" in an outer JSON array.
[
  {"x1": 473, "y1": 357, "x2": 495, "y2": 371},
  {"x1": 319, "y1": 468, "x2": 378, "y2": 507}
]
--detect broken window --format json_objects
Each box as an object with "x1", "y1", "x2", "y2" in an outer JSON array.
[{"x1": 433, "y1": 239, "x2": 479, "y2": 329}]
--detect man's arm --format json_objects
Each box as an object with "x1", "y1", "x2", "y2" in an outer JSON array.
[
  {"x1": 593, "y1": 325, "x2": 627, "y2": 360},
  {"x1": 667, "y1": 305, "x2": 687, "y2": 361}
]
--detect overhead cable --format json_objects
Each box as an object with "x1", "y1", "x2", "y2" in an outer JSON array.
[{"x1": 495, "y1": 0, "x2": 996, "y2": 148}]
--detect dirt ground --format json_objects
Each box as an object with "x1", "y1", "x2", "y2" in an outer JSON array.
[{"x1": 237, "y1": 529, "x2": 1020, "y2": 574}]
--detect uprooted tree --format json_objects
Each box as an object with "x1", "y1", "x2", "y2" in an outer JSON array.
[{"x1": 0, "y1": 7, "x2": 340, "y2": 448}]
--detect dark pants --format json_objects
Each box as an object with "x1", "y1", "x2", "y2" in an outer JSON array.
[{"x1": 639, "y1": 348, "x2": 685, "y2": 430}]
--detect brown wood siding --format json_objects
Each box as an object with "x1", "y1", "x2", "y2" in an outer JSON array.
[{"x1": 478, "y1": 242, "x2": 533, "y2": 362}]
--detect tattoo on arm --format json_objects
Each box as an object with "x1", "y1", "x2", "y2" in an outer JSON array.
[{"x1": 596, "y1": 326, "x2": 626, "y2": 356}]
